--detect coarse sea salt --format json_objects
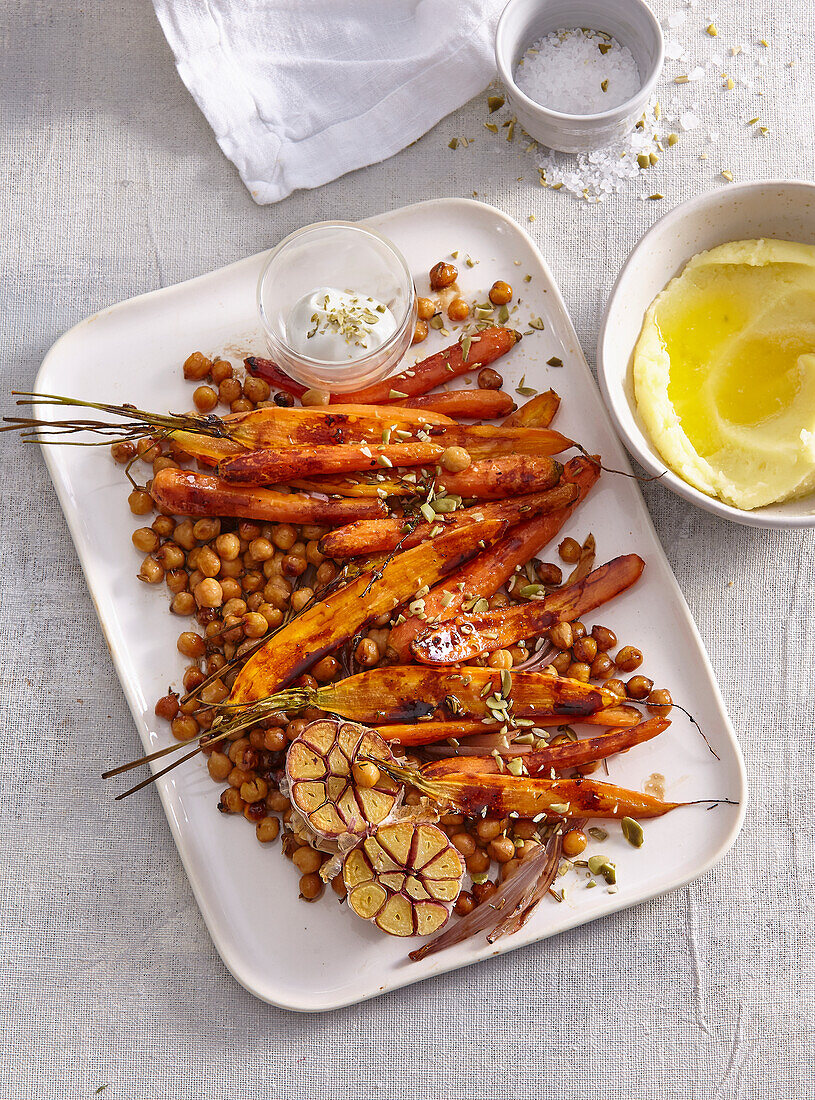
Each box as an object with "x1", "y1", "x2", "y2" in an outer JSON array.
[{"x1": 515, "y1": 28, "x2": 641, "y2": 115}]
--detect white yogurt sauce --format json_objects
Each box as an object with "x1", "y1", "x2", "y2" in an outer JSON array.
[{"x1": 287, "y1": 286, "x2": 398, "y2": 362}]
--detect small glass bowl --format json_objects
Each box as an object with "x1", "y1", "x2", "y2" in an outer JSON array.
[{"x1": 257, "y1": 221, "x2": 417, "y2": 393}]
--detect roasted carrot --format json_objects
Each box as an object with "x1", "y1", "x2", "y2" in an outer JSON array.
[
  {"x1": 150, "y1": 468, "x2": 387, "y2": 524},
  {"x1": 245, "y1": 357, "x2": 308, "y2": 397},
  {"x1": 434, "y1": 455, "x2": 564, "y2": 499},
  {"x1": 388, "y1": 453, "x2": 599, "y2": 659},
  {"x1": 246, "y1": 328, "x2": 520, "y2": 405},
  {"x1": 375, "y1": 759, "x2": 684, "y2": 820},
  {"x1": 218, "y1": 440, "x2": 445, "y2": 485},
  {"x1": 412, "y1": 554, "x2": 644, "y2": 664},
  {"x1": 318, "y1": 483, "x2": 579, "y2": 559},
  {"x1": 418, "y1": 423, "x2": 574, "y2": 458},
  {"x1": 401, "y1": 389, "x2": 516, "y2": 419},
  {"x1": 226, "y1": 521, "x2": 506, "y2": 707},
  {"x1": 340, "y1": 327, "x2": 522, "y2": 404},
  {"x1": 422, "y1": 718, "x2": 669, "y2": 776},
  {"x1": 230, "y1": 667, "x2": 618, "y2": 724},
  {"x1": 375, "y1": 706, "x2": 645, "y2": 745},
  {"x1": 503, "y1": 389, "x2": 560, "y2": 428}
]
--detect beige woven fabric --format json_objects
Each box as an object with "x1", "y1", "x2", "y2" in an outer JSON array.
[{"x1": 1, "y1": 0, "x2": 813, "y2": 1096}]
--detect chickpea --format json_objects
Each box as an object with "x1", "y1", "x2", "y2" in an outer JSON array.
[
  {"x1": 241, "y1": 571, "x2": 265, "y2": 595},
  {"x1": 455, "y1": 890, "x2": 476, "y2": 916},
  {"x1": 254, "y1": 817, "x2": 279, "y2": 844},
  {"x1": 257, "y1": 603, "x2": 284, "y2": 631},
  {"x1": 219, "y1": 578, "x2": 242, "y2": 602},
  {"x1": 293, "y1": 846, "x2": 323, "y2": 875},
  {"x1": 138, "y1": 556, "x2": 164, "y2": 584},
  {"x1": 440, "y1": 446, "x2": 471, "y2": 473},
  {"x1": 647, "y1": 687, "x2": 673, "y2": 716},
  {"x1": 210, "y1": 359, "x2": 233, "y2": 384},
  {"x1": 267, "y1": 790, "x2": 290, "y2": 813},
  {"x1": 137, "y1": 437, "x2": 162, "y2": 464},
  {"x1": 177, "y1": 630, "x2": 205, "y2": 659},
  {"x1": 591, "y1": 624, "x2": 617, "y2": 652},
  {"x1": 152, "y1": 456, "x2": 178, "y2": 476},
  {"x1": 558, "y1": 537, "x2": 581, "y2": 563},
  {"x1": 240, "y1": 776, "x2": 269, "y2": 803},
  {"x1": 174, "y1": 520, "x2": 197, "y2": 550},
  {"x1": 472, "y1": 880, "x2": 498, "y2": 906},
  {"x1": 156, "y1": 543, "x2": 185, "y2": 571},
  {"x1": 288, "y1": 588, "x2": 312, "y2": 614},
  {"x1": 154, "y1": 692, "x2": 179, "y2": 721},
  {"x1": 200, "y1": 678, "x2": 229, "y2": 706},
  {"x1": 549, "y1": 621, "x2": 573, "y2": 650},
  {"x1": 489, "y1": 592, "x2": 510, "y2": 610},
  {"x1": 243, "y1": 375, "x2": 270, "y2": 404},
  {"x1": 263, "y1": 727, "x2": 287, "y2": 753},
  {"x1": 573, "y1": 636, "x2": 597, "y2": 663},
  {"x1": 566, "y1": 662, "x2": 591, "y2": 682},
  {"x1": 487, "y1": 835, "x2": 516, "y2": 863},
  {"x1": 207, "y1": 751, "x2": 233, "y2": 782},
  {"x1": 616, "y1": 645, "x2": 643, "y2": 672},
  {"x1": 450, "y1": 832, "x2": 476, "y2": 858},
  {"x1": 286, "y1": 717, "x2": 309, "y2": 742},
  {"x1": 313, "y1": 655, "x2": 340, "y2": 683},
  {"x1": 282, "y1": 553, "x2": 307, "y2": 578},
  {"x1": 355, "y1": 638, "x2": 380, "y2": 667},
  {"x1": 571, "y1": 621, "x2": 587, "y2": 641},
  {"x1": 247, "y1": 537, "x2": 273, "y2": 562},
  {"x1": 626, "y1": 675, "x2": 654, "y2": 700},
  {"x1": 299, "y1": 872, "x2": 324, "y2": 901},
  {"x1": 487, "y1": 649, "x2": 513, "y2": 670},
  {"x1": 429, "y1": 260, "x2": 457, "y2": 290},
  {"x1": 111, "y1": 440, "x2": 137, "y2": 464},
  {"x1": 416, "y1": 296, "x2": 435, "y2": 321},
  {"x1": 183, "y1": 665, "x2": 205, "y2": 692},
  {"x1": 237, "y1": 612, "x2": 265, "y2": 640},
  {"x1": 213, "y1": 533, "x2": 240, "y2": 562},
  {"x1": 301, "y1": 388, "x2": 330, "y2": 407},
  {"x1": 194, "y1": 578, "x2": 223, "y2": 608},
  {"x1": 562, "y1": 829, "x2": 587, "y2": 857},
  {"x1": 193, "y1": 385, "x2": 218, "y2": 413},
  {"x1": 552, "y1": 651, "x2": 571, "y2": 675},
  {"x1": 440, "y1": 812, "x2": 464, "y2": 826},
  {"x1": 193, "y1": 518, "x2": 221, "y2": 542},
  {"x1": 128, "y1": 489, "x2": 153, "y2": 516},
  {"x1": 218, "y1": 787, "x2": 245, "y2": 814},
  {"x1": 489, "y1": 280, "x2": 513, "y2": 305},
  {"x1": 271, "y1": 524, "x2": 297, "y2": 551},
  {"x1": 152, "y1": 515, "x2": 175, "y2": 538},
  {"x1": 603, "y1": 677, "x2": 627, "y2": 698},
  {"x1": 476, "y1": 818, "x2": 504, "y2": 843},
  {"x1": 273, "y1": 390, "x2": 295, "y2": 407},
  {"x1": 447, "y1": 297, "x2": 470, "y2": 322},
  {"x1": 172, "y1": 715, "x2": 199, "y2": 742},
  {"x1": 466, "y1": 848, "x2": 490, "y2": 875},
  {"x1": 351, "y1": 761, "x2": 380, "y2": 789},
  {"x1": 183, "y1": 351, "x2": 212, "y2": 380},
  {"x1": 477, "y1": 366, "x2": 503, "y2": 390},
  {"x1": 412, "y1": 319, "x2": 429, "y2": 345},
  {"x1": 171, "y1": 591, "x2": 196, "y2": 616},
  {"x1": 590, "y1": 653, "x2": 613, "y2": 679},
  {"x1": 536, "y1": 561, "x2": 562, "y2": 586}
]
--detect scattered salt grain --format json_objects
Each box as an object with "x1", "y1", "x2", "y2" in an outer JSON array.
[
  {"x1": 515, "y1": 28, "x2": 641, "y2": 115},
  {"x1": 667, "y1": 10, "x2": 687, "y2": 28},
  {"x1": 665, "y1": 40, "x2": 685, "y2": 60},
  {"x1": 680, "y1": 111, "x2": 701, "y2": 130}
]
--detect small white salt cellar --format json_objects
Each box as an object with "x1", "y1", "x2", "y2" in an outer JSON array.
[{"x1": 495, "y1": 0, "x2": 665, "y2": 153}]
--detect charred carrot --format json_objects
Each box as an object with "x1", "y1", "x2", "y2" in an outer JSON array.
[
  {"x1": 341, "y1": 327, "x2": 522, "y2": 404},
  {"x1": 375, "y1": 706, "x2": 645, "y2": 745},
  {"x1": 318, "y1": 483, "x2": 579, "y2": 559},
  {"x1": 247, "y1": 329, "x2": 521, "y2": 404},
  {"x1": 412, "y1": 554, "x2": 644, "y2": 664},
  {"x1": 218, "y1": 440, "x2": 445, "y2": 485},
  {"x1": 374, "y1": 759, "x2": 684, "y2": 820},
  {"x1": 401, "y1": 390, "x2": 516, "y2": 419},
  {"x1": 150, "y1": 468, "x2": 387, "y2": 523},
  {"x1": 388, "y1": 453, "x2": 599, "y2": 659},
  {"x1": 422, "y1": 718, "x2": 669, "y2": 777},
  {"x1": 503, "y1": 389, "x2": 561, "y2": 428},
  {"x1": 434, "y1": 455, "x2": 563, "y2": 499},
  {"x1": 226, "y1": 521, "x2": 506, "y2": 707},
  {"x1": 226, "y1": 667, "x2": 618, "y2": 726}
]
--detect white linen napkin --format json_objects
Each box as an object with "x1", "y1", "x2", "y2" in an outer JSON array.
[{"x1": 152, "y1": 0, "x2": 504, "y2": 205}]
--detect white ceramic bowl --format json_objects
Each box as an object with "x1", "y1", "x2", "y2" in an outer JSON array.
[
  {"x1": 597, "y1": 179, "x2": 815, "y2": 529},
  {"x1": 495, "y1": 0, "x2": 664, "y2": 154}
]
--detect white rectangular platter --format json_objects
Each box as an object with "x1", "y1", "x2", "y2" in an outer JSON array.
[{"x1": 35, "y1": 198, "x2": 747, "y2": 1011}]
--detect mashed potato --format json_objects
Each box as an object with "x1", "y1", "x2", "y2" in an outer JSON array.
[{"x1": 633, "y1": 239, "x2": 815, "y2": 510}]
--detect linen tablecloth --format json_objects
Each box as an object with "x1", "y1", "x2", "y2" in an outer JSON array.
[{"x1": 1, "y1": 1, "x2": 813, "y2": 1096}]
